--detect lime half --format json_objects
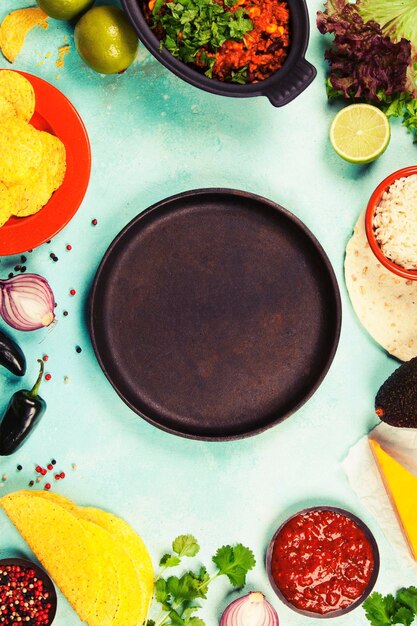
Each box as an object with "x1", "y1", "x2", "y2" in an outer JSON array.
[{"x1": 330, "y1": 104, "x2": 390, "y2": 164}]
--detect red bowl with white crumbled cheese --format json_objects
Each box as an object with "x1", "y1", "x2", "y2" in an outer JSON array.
[{"x1": 365, "y1": 166, "x2": 417, "y2": 281}]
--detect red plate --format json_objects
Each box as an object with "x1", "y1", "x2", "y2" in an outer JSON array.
[{"x1": 0, "y1": 70, "x2": 91, "y2": 256}]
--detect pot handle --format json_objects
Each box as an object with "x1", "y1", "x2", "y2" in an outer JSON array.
[{"x1": 266, "y1": 58, "x2": 316, "y2": 107}]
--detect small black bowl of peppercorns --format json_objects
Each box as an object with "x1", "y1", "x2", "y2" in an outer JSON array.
[{"x1": 0, "y1": 558, "x2": 57, "y2": 625}]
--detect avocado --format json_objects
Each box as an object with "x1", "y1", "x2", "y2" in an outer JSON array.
[{"x1": 375, "y1": 357, "x2": 417, "y2": 428}]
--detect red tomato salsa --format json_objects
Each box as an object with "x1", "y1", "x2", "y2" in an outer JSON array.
[
  {"x1": 145, "y1": 0, "x2": 290, "y2": 83},
  {"x1": 270, "y1": 509, "x2": 375, "y2": 615}
]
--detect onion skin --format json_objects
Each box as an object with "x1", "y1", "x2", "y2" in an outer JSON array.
[
  {"x1": 0, "y1": 274, "x2": 55, "y2": 332},
  {"x1": 220, "y1": 592, "x2": 279, "y2": 626}
]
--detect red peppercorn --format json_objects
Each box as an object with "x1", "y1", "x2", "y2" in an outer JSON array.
[
  {"x1": 69, "y1": 289, "x2": 76, "y2": 296},
  {"x1": 42, "y1": 355, "x2": 48, "y2": 362},
  {"x1": 44, "y1": 484, "x2": 51, "y2": 490},
  {"x1": 59, "y1": 472, "x2": 65, "y2": 479},
  {"x1": 47, "y1": 464, "x2": 53, "y2": 471},
  {"x1": 40, "y1": 469, "x2": 47, "y2": 476},
  {"x1": 91, "y1": 218, "x2": 98, "y2": 226},
  {"x1": 44, "y1": 374, "x2": 51, "y2": 381},
  {"x1": 35, "y1": 466, "x2": 41, "y2": 473},
  {"x1": 66, "y1": 244, "x2": 72, "y2": 251},
  {"x1": 54, "y1": 475, "x2": 60, "y2": 481}
]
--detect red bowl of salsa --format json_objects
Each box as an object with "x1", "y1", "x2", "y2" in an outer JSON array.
[{"x1": 266, "y1": 507, "x2": 380, "y2": 618}]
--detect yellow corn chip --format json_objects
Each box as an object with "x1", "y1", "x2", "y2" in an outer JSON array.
[
  {"x1": 0, "y1": 8, "x2": 48, "y2": 63},
  {"x1": 0, "y1": 491, "x2": 102, "y2": 622},
  {"x1": 0, "y1": 182, "x2": 12, "y2": 227},
  {"x1": 31, "y1": 492, "x2": 154, "y2": 625},
  {"x1": 0, "y1": 95, "x2": 16, "y2": 119},
  {"x1": 0, "y1": 118, "x2": 42, "y2": 184},
  {"x1": 9, "y1": 130, "x2": 66, "y2": 218},
  {"x1": 0, "y1": 71, "x2": 35, "y2": 121}
]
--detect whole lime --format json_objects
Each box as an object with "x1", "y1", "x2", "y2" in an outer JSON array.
[
  {"x1": 74, "y1": 6, "x2": 139, "y2": 74},
  {"x1": 36, "y1": 0, "x2": 94, "y2": 21}
]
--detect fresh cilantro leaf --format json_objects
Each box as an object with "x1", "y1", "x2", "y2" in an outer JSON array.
[
  {"x1": 363, "y1": 593, "x2": 396, "y2": 626},
  {"x1": 155, "y1": 578, "x2": 169, "y2": 605},
  {"x1": 397, "y1": 587, "x2": 417, "y2": 614},
  {"x1": 182, "y1": 607, "x2": 200, "y2": 619},
  {"x1": 160, "y1": 554, "x2": 182, "y2": 568},
  {"x1": 212, "y1": 544, "x2": 256, "y2": 587},
  {"x1": 392, "y1": 607, "x2": 415, "y2": 626},
  {"x1": 185, "y1": 619, "x2": 205, "y2": 626},
  {"x1": 173, "y1": 535, "x2": 200, "y2": 558},
  {"x1": 230, "y1": 66, "x2": 248, "y2": 84}
]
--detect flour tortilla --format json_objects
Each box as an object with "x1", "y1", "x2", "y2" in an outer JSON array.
[{"x1": 345, "y1": 210, "x2": 417, "y2": 362}]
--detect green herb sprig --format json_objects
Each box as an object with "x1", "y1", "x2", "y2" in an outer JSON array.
[
  {"x1": 152, "y1": 0, "x2": 253, "y2": 82},
  {"x1": 363, "y1": 587, "x2": 417, "y2": 626},
  {"x1": 146, "y1": 534, "x2": 256, "y2": 626}
]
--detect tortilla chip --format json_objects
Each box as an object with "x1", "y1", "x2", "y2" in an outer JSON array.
[
  {"x1": 0, "y1": 95, "x2": 16, "y2": 119},
  {"x1": 345, "y1": 210, "x2": 417, "y2": 361},
  {"x1": 0, "y1": 182, "x2": 12, "y2": 227},
  {"x1": 0, "y1": 491, "x2": 101, "y2": 622},
  {"x1": 0, "y1": 118, "x2": 42, "y2": 184},
  {"x1": 31, "y1": 492, "x2": 154, "y2": 625},
  {"x1": 0, "y1": 71, "x2": 35, "y2": 121},
  {"x1": 0, "y1": 8, "x2": 48, "y2": 63},
  {"x1": 8, "y1": 130, "x2": 66, "y2": 218}
]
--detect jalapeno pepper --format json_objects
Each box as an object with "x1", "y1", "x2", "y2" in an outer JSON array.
[
  {"x1": 0, "y1": 360, "x2": 46, "y2": 456},
  {"x1": 0, "y1": 328, "x2": 26, "y2": 377}
]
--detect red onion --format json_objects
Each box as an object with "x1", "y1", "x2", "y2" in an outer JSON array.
[
  {"x1": 0, "y1": 274, "x2": 55, "y2": 331},
  {"x1": 220, "y1": 592, "x2": 279, "y2": 626}
]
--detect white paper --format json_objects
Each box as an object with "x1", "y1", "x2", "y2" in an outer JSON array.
[{"x1": 343, "y1": 423, "x2": 417, "y2": 575}]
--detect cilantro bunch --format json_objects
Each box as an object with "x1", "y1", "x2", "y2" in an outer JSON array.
[
  {"x1": 364, "y1": 587, "x2": 417, "y2": 626},
  {"x1": 151, "y1": 0, "x2": 253, "y2": 82},
  {"x1": 146, "y1": 534, "x2": 256, "y2": 626}
]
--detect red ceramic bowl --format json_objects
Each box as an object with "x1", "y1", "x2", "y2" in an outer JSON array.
[
  {"x1": 365, "y1": 166, "x2": 417, "y2": 280},
  {"x1": 0, "y1": 70, "x2": 91, "y2": 257},
  {"x1": 266, "y1": 506, "x2": 380, "y2": 619}
]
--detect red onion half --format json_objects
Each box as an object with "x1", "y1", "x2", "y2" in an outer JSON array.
[
  {"x1": 220, "y1": 592, "x2": 279, "y2": 626},
  {"x1": 0, "y1": 274, "x2": 55, "y2": 331}
]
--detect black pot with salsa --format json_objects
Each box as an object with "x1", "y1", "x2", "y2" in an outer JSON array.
[{"x1": 266, "y1": 507, "x2": 380, "y2": 618}]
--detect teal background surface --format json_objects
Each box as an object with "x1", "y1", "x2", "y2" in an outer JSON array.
[{"x1": 0, "y1": 0, "x2": 416, "y2": 623}]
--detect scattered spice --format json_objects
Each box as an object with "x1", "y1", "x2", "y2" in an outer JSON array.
[
  {"x1": 49, "y1": 253, "x2": 58, "y2": 262},
  {"x1": 71, "y1": 463, "x2": 77, "y2": 471},
  {"x1": 44, "y1": 483, "x2": 51, "y2": 490},
  {"x1": 56, "y1": 44, "x2": 70, "y2": 68},
  {"x1": 7, "y1": 273, "x2": 13, "y2": 279},
  {"x1": 21, "y1": 266, "x2": 26, "y2": 273},
  {"x1": 42, "y1": 355, "x2": 48, "y2": 362},
  {"x1": 36, "y1": 465, "x2": 41, "y2": 473},
  {"x1": 2, "y1": 474, "x2": 7, "y2": 481},
  {"x1": 64, "y1": 376, "x2": 70, "y2": 383},
  {"x1": 69, "y1": 289, "x2": 76, "y2": 296},
  {"x1": 47, "y1": 463, "x2": 53, "y2": 470},
  {"x1": 44, "y1": 373, "x2": 51, "y2": 381},
  {"x1": 60, "y1": 472, "x2": 65, "y2": 479},
  {"x1": 20, "y1": 255, "x2": 27, "y2": 263},
  {"x1": 63, "y1": 310, "x2": 68, "y2": 317},
  {"x1": 40, "y1": 468, "x2": 47, "y2": 476},
  {"x1": 91, "y1": 218, "x2": 98, "y2": 226},
  {"x1": 14, "y1": 265, "x2": 21, "y2": 271},
  {"x1": 66, "y1": 244, "x2": 72, "y2": 251},
  {"x1": 51, "y1": 459, "x2": 56, "y2": 465},
  {"x1": 16, "y1": 464, "x2": 22, "y2": 471},
  {"x1": 36, "y1": 476, "x2": 41, "y2": 483},
  {"x1": 75, "y1": 346, "x2": 82, "y2": 354},
  {"x1": 29, "y1": 480, "x2": 34, "y2": 486}
]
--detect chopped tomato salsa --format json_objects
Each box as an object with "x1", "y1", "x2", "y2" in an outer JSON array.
[
  {"x1": 144, "y1": 0, "x2": 290, "y2": 83},
  {"x1": 270, "y1": 509, "x2": 375, "y2": 615}
]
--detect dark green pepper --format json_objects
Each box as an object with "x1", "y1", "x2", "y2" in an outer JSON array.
[
  {"x1": 0, "y1": 360, "x2": 46, "y2": 456},
  {"x1": 0, "y1": 328, "x2": 26, "y2": 377}
]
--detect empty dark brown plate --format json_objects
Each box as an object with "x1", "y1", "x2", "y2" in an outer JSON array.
[{"x1": 89, "y1": 189, "x2": 341, "y2": 440}]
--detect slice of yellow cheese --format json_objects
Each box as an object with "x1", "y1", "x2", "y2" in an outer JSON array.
[{"x1": 369, "y1": 439, "x2": 417, "y2": 561}]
